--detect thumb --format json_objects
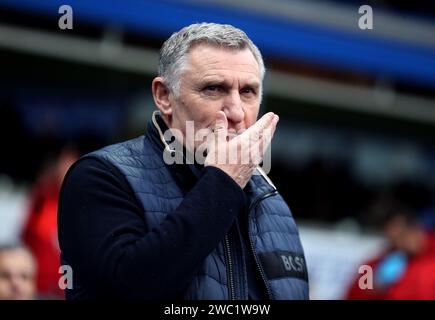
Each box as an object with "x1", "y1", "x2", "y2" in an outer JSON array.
[{"x1": 214, "y1": 111, "x2": 228, "y2": 140}]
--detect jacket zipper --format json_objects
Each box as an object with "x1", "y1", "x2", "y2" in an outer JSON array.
[
  {"x1": 224, "y1": 234, "x2": 236, "y2": 300},
  {"x1": 248, "y1": 190, "x2": 278, "y2": 299}
]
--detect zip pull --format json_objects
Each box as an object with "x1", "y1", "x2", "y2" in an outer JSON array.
[{"x1": 248, "y1": 190, "x2": 278, "y2": 212}]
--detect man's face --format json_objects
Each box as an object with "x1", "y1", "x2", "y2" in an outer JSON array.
[
  {"x1": 0, "y1": 250, "x2": 36, "y2": 300},
  {"x1": 169, "y1": 45, "x2": 262, "y2": 150}
]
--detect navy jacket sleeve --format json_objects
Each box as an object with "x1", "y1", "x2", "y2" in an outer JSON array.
[{"x1": 58, "y1": 157, "x2": 245, "y2": 299}]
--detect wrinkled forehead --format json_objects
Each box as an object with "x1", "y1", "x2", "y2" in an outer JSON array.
[{"x1": 185, "y1": 44, "x2": 261, "y2": 78}]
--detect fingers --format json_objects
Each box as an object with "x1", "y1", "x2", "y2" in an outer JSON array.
[
  {"x1": 245, "y1": 113, "x2": 279, "y2": 164},
  {"x1": 207, "y1": 111, "x2": 279, "y2": 167},
  {"x1": 258, "y1": 115, "x2": 278, "y2": 156},
  {"x1": 214, "y1": 110, "x2": 228, "y2": 132},
  {"x1": 243, "y1": 112, "x2": 276, "y2": 138},
  {"x1": 214, "y1": 111, "x2": 228, "y2": 142},
  {"x1": 258, "y1": 112, "x2": 277, "y2": 132},
  {"x1": 263, "y1": 114, "x2": 279, "y2": 144},
  {"x1": 241, "y1": 112, "x2": 278, "y2": 144}
]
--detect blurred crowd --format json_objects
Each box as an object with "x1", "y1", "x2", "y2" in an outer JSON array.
[
  {"x1": 0, "y1": 98, "x2": 89, "y2": 299},
  {"x1": 0, "y1": 143, "x2": 78, "y2": 300}
]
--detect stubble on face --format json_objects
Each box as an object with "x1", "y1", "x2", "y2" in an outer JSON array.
[{"x1": 168, "y1": 44, "x2": 262, "y2": 150}]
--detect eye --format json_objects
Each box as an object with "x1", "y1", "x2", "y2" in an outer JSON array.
[
  {"x1": 202, "y1": 85, "x2": 225, "y2": 97},
  {"x1": 204, "y1": 85, "x2": 221, "y2": 92},
  {"x1": 240, "y1": 87, "x2": 256, "y2": 96}
]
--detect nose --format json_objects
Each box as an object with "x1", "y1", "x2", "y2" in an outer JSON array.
[
  {"x1": 223, "y1": 90, "x2": 245, "y2": 132},
  {"x1": 9, "y1": 275, "x2": 24, "y2": 297}
]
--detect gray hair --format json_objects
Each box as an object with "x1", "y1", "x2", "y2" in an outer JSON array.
[{"x1": 158, "y1": 22, "x2": 265, "y2": 96}]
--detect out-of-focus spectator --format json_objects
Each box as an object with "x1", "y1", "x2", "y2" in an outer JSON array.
[
  {"x1": 0, "y1": 244, "x2": 36, "y2": 300},
  {"x1": 345, "y1": 206, "x2": 435, "y2": 299},
  {"x1": 21, "y1": 145, "x2": 78, "y2": 299}
]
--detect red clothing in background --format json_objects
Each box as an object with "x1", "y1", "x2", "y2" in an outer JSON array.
[
  {"x1": 346, "y1": 233, "x2": 435, "y2": 300},
  {"x1": 22, "y1": 173, "x2": 63, "y2": 299}
]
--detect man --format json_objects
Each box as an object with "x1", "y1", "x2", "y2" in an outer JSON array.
[
  {"x1": 0, "y1": 244, "x2": 37, "y2": 300},
  {"x1": 58, "y1": 23, "x2": 309, "y2": 300}
]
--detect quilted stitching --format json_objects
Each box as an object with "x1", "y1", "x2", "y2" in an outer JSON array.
[{"x1": 85, "y1": 130, "x2": 308, "y2": 299}]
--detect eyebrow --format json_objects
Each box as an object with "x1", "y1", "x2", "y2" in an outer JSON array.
[{"x1": 198, "y1": 77, "x2": 260, "y2": 89}]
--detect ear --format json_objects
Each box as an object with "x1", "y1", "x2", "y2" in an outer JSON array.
[{"x1": 152, "y1": 77, "x2": 173, "y2": 120}]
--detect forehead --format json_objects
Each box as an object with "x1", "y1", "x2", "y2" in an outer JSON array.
[
  {"x1": 0, "y1": 250, "x2": 34, "y2": 269},
  {"x1": 186, "y1": 44, "x2": 261, "y2": 81}
]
